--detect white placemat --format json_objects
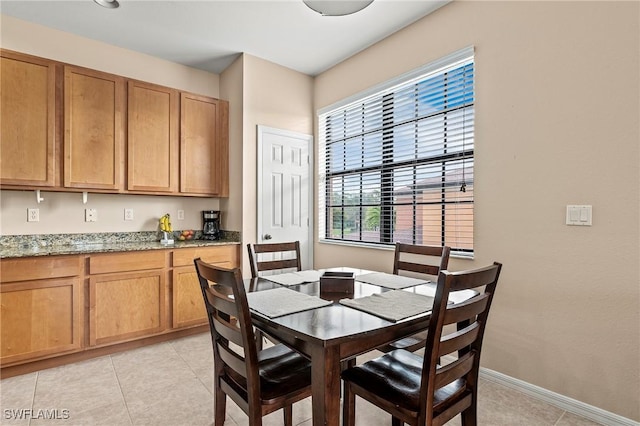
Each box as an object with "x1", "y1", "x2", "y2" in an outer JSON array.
[
  {"x1": 339, "y1": 290, "x2": 435, "y2": 322},
  {"x1": 355, "y1": 272, "x2": 429, "y2": 289},
  {"x1": 247, "y1": 287, "x2": 332, "y2": 318},
  {"x1": 262, "y1": 270, "x2": 323, "y2": 286}
]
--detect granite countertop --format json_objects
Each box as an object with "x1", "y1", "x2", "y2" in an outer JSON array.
[{"x1": 0, "y1": 231, "x2": 241, "y2": 259}]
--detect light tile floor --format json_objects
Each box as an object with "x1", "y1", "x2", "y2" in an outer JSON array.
[{"x1": 0, "y1": 333, "x2": 602, "y2": 426}]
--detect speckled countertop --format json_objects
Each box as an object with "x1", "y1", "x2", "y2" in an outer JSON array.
[{"x1": 0, "y1": 231, "x2": 241, "y2": 259}]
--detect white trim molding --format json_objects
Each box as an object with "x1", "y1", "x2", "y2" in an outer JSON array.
[{"x1": 480, "y1": 368, "x2": 640, "y2": 426}]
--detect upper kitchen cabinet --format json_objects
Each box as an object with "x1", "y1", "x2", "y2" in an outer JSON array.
[
  {"x1": 180, "y1": 93, "x2": 229, "y2": 196},
  {"x1": 1, "y1": 50, "x2": 230, "y2": 197},
  {"x1": 127, "y1": 80, "x2": 179, "y2": 193},
  {"x1": 0, "y1": 50, "x2": 57, "y2": 187},
  {"x1": 64, "y1": 66, "x2": 125, "y2": 190}
]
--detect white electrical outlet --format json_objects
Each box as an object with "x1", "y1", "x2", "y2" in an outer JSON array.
[
  {"x1": 177, "y1": 210, "x2": 185, "y2": 220},
  {"x1": 85, "y1": 208, "x2": 97, "y2": 222},
  {"x1": 27, "y1": 208, "x2": 39, "y2": 222},
  {"x1": 124, "y1": 208, "x2": 134, "y2": 221}
]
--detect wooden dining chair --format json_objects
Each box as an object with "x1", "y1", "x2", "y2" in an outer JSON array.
[
  {"x1": 247, "y1": 241, "x2": 303, "y2": 349},
  {"x1": 247, "y1": 241, "x2": 302, "y2": 278},
  {"x1": 194, "y1": 258, "x2": 312, "y2": 426},
  {"x1": 380, "y1": 243, "x2": 451, "y2": 353},
  {"x1": 342, "y1": 262, "x2": 502, "y2": 426}
]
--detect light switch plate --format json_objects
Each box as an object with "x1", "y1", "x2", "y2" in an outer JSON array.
[{"x1": 566, "y1": 205, "x2": 592, "y2": 226}]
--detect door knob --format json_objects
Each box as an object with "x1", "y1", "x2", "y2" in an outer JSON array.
[{"x1": 264, "y1": 234, "x2": 272, "y2": 240}]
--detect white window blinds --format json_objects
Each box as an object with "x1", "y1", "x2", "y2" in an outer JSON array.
[{"x1": 318, "y1": 47, "x2": 475, "y2": 255}]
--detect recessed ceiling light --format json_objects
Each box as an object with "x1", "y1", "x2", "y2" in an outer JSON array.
[
  {"x1": 94, "y1": 0, "x2": 119, "y2": 9},
  {"x1": 303, "y1": 0, "x2": 373, "y2": 16}
]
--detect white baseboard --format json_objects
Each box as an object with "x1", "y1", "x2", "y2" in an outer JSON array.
[{"x1": 479, "y1": 368, "x2": 639, "y2": 426}]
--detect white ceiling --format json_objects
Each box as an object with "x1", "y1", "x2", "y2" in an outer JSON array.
[{"x1": 0, "y1": 0, "x2": 449, "y2": 76}]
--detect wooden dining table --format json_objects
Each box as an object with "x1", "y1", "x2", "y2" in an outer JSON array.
[{"x1": 245, "y1": 268, "x2": 475, "y2": 426}]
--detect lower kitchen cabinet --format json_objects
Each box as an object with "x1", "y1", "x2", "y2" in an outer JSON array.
[
  {"x1": 0, "y1": 256, "x2": 83, "y2": 365},
  {"x1": 89, "y1": 270, "x2": 166, "y2": 346},
  {"x1": 172, "y1": 266, "x2": 207, "y2": 328},
  {"x1": 87, "y1": 250, "x2": 167, "y2": 346},
  {"x1": 171, "y1": 246, "x2": 240, "y2": 329},
  {"x1": 0, "y1": 244, "x2": 240, "y2": 375}
]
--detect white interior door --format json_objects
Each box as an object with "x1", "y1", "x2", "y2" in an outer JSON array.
[{"x1": 257, "y1": 125, "x2": 313, "y2": 270}]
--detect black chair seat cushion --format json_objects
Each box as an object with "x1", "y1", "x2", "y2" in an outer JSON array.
[
  {"x1": 341, "y1": 349, "x2": 466, "y2": 413},
  {"x1": 225, "y1": 343, "x2": 311, "y2": 404}
]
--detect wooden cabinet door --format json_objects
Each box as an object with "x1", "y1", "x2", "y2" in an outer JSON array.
[
  {"x1": 172, "y1": 266, "x2": 207, "y2": 329},
  {"x1": 171, "y1": 245, "x2": 239, "y2": 329},
  {"x1": 180, "y1": 93, "x2": 229, "y2": 196},
  {"x1": 1, "y1": 50, "x2": 56, "y2": 187},
  {"x1": 89, "y1": 270, "x2": 166, "y2": 346},
  {"x1": 127, "y1": 80, "x2": 179, "y2": 192},
  {"x1": 0, "y1": 277, "x2": 82, "y2": 365},
  {"x1": 64, "y1": 66, "x2": 125, "y2": 190}
]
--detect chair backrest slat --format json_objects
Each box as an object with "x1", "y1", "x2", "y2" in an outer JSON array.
[
  {"x1": 208, "y1": 289, "x2": 238, "y2": 317},
  {"x1": 257, "y1": 258, "x2": 300, "y2": 272},
  {"x1": 442, "y1": 294, "x2": 490, "y2": 326},
  {"x1": 434, "y1": 352, "x2": 474, "y2": 389},
  {"x1": 393, "y1": 243, "x2": 450, "y2": 279},
  {"x1": 247, "y1": 241, "x2": 302, "y2": 278},
  {"x1": 395, "y1": 261, "x2": 440, "y2": 276},
  {"x1": 212, "y1": 315, "x2": 244, "y2": 347},
  {"x1": 252, "y1": 242, "x2": 298, "y2": 254},
  {"x1": 447, "y1": 265, "x2": 500, "y2": 292},
  {"x1": 218, "y1": 344, "x2": 249, "y2": 378},
  {"x1": 438, "y1": 322, "x2": 480, "y2": 357}
]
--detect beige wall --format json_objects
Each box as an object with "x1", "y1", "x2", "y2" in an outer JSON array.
[
  {"x1": 220, "y1": 56, "x2": 245, "y2": 234},
  {"x1": 314, "y1": 1, "x2": 639, "y2": 420},
  {"x1": 235, "y1": 54, "x2": 314, "y2": 275},
  {"x1": 0, "y1": 15, "x2": 219, "y2": 96},
  {"x1": 0, "y1": 15, "x2": 223, "y2": 236}
]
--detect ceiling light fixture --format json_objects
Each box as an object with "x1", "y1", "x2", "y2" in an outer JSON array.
[
  {"x1": 303, "y1": 0, "x2": 373, "y2": 16},
  {"x1": 94, "y1": 0, "x2": 119, "y2": 9}
]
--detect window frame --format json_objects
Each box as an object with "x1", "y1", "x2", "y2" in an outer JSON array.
[{"x1": 317, "y1": 46, "x2": 475, "y2": 257}]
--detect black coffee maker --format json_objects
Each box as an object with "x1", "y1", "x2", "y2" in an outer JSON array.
[{"x1": 202, "y1": 210, "x2": 221, "y2": 240}]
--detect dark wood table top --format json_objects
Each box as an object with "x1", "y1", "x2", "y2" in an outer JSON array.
[{"x1": 247, "y1": 267, "x2": 473, "y2": 348}]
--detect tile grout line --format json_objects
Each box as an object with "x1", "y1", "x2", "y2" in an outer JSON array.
[
  {"x1": 27, "y1": 371, "x2": 38, "y2": 426},
  {"x1": 109, "y1": 354, "x2": 134, "y2": 425},
  {"x1": 168, "y1": 338, "x2": 213, "y2": 396},
  {"x1": 554, "y1": 411, "x2": 567, "y2": 425}
]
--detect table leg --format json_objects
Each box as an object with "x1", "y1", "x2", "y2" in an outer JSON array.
[{"x1": 311, "y1": 345, "x2": 341, "y2": 426}]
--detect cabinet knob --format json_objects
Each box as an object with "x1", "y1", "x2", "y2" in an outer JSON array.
[{"x1": 263, "y1": 234, "x2": 272, "y2": 240}]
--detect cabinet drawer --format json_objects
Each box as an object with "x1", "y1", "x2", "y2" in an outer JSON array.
[
  {"x1": 172, "y1": 245, "x2": 239, "y2": 267},
  {"x1": 89, "y1": 251, "x2": 165, "y2": 274},
  {"x1": 0, "y1": 256, "x2": 82, "y2": 282}
]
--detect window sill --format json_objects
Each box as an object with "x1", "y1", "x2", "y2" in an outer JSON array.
[{"x1": 318, "y1": 239, "x2": 474, "y2": 260}]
